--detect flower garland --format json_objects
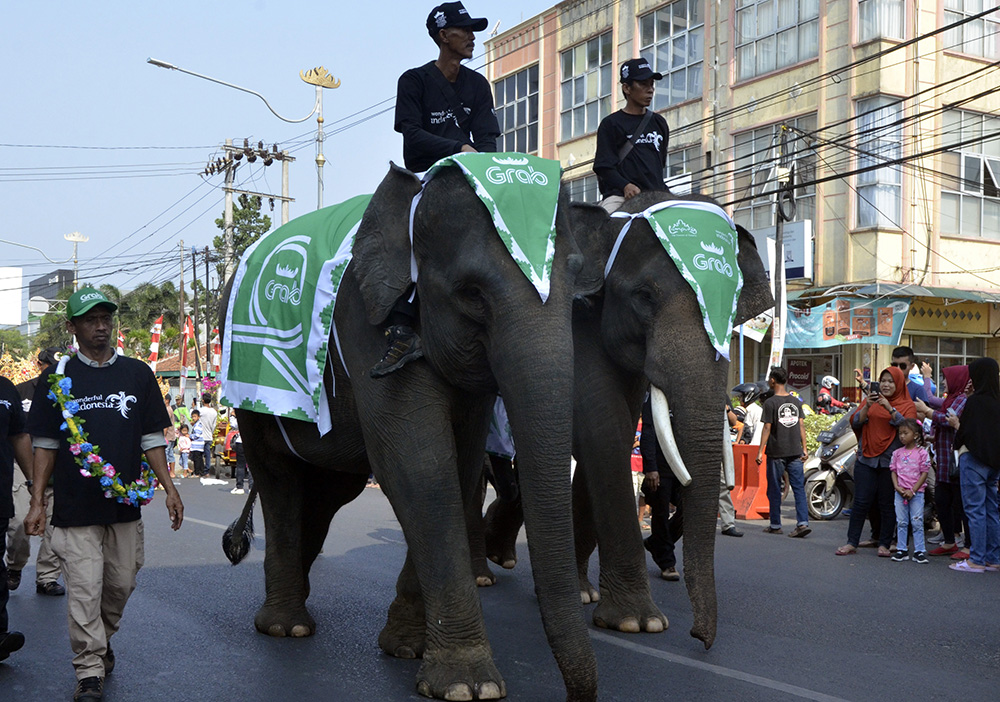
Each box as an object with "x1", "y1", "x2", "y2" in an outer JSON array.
[{"x1": 47, "y1": 356, "x2": 158, "y2": 507}]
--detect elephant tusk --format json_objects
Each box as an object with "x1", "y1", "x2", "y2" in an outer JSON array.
[
  {"x1": 722, "y1": 418, "x2": 735, "y2": 490},
  {"x1": 650, "y1": 386, "x2": 692, "y2": 486}
]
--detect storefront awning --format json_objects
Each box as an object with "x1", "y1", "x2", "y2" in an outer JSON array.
[{"x1": 787, "y1": 283, "x2": 1000, "y2": 304}]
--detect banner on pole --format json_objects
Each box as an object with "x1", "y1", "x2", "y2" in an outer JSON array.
[{"x1": 786, "y1": 297, "x2": 910, "y2": 349}]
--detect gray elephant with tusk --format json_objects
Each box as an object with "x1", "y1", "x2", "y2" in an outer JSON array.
[
  {"x1": 221, "y1": 160, "x2": 599, "y2": 701},
  {"x1": 484, "y1": 190, "x2": 773, "y2": 647}
]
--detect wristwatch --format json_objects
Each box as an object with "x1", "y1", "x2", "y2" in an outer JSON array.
[{"x1": 24, "y1": 480, "x2": 33, "y2": 488}]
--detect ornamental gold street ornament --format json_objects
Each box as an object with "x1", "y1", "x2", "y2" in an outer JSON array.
[{"x1": 300, "y1": 66, "x2": 341, "y2": 89}]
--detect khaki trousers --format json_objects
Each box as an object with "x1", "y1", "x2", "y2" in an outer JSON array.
[
  {"x1": 51, "y1": 520, "x2": 144, "y2": 679},
  {"x1": 719, "y1": 467, "x2": 736, "y2": 531},
  {"x1": 6, "y1": 468, "x2": 60, "y2": 582},
  {"x1": 599, "y1": 195, "x2": 625, "y2": 214}
]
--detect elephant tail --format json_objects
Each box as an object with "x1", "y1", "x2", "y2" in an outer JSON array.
[{"x1": 222, "y1": 485, "x2": 258, "y2": 565}]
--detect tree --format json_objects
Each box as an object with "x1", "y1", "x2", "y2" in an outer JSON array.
[
  {"x1": 214, "y1": 194, "x2": 272, "y2": 283},
  {"x1": 0, "y1": 328, "x2": 30, "y2": 358}
]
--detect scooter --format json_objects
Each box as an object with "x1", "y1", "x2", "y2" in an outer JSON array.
[{"x1": 804, "y1": 409, "x2": 857, "y2": 520}]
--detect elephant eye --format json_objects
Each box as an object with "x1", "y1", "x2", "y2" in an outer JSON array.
[
  {"x1": 454, "y1": 283, "x2": 487, "y2": 319},
  {"x1": 631, "y1": 285, "x2": 657, "y2": 318}
]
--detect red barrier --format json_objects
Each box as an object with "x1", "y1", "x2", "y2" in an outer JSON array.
[{"x1": 731, "y1": 444, "x2": 771, "y2": 520}]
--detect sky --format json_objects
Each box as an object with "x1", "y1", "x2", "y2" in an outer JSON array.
[{"x1": 1, "y1": 0, "x2": 556, "y2": 324}]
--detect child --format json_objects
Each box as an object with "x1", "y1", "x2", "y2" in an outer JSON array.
[
  {"x1": 189, "y1": 409, "x2": 206, "y2": 478},
  {"x1": 177, "y1": 424, "x2": 192, "y2": 477},
  {"x1": 890, "y1": 418, "x2": 932, "y2": 563}
]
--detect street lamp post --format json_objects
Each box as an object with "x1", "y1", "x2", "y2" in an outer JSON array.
[
  {"x1": 147, "y1": 58, "x2": 340, "y2": 210},
  {"x1": 64, "y1": 231, "x2": 89, "y2": 291}
]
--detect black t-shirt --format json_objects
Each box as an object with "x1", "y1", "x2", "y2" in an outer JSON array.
[
  {"x1": 395, "y1": 61, "x2": 500, "y2": 172},
  {"x1": 1, "y1": 376, "x2": 26, "y2": 520},
  {"x1": 593, "y1": 109, "x2": 670, "y2": 197},
  {"x1": 26, "y1": 356, "x2": 170, "y2": 528},
  {"x1": 761, "y1": 393, "x2": 804, "y2": 459}
]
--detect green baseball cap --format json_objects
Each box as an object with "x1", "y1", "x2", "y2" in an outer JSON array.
[{"x1": 66, "y1": 287, "x2": 118, "y2": 319}]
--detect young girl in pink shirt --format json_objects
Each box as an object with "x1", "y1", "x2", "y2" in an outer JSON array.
[
  {"x1": 176, "y1": 424, "x2": 192, "y2": 478},
  {"x1": 890, "y1": 419, "x2": 931, "y2": 563}
]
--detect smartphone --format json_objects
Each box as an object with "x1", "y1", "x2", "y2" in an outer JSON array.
[
  {"x1": 946, "y1": 407, "x2": 957, "y2": 417},
  {"x1": 868, "y1": 380, "x2": 882, "y2": 397}
]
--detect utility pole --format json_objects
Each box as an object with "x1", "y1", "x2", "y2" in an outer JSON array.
[
  {"x1": 224, "y1": 138, "x2": 235, "y2": 283},
  {"x1": 282, "y1": 151, "x2": 290, "y2": 224},
  {"x1": 190, "y1": 247, "x2": 204, "y2": 380},
  {"x1": 204, "y1": 246, "x2": 211, "y2": 344},
  {"x1": 768, "y1": 126, "x2": 796, "y2": 372},
  {"x1": 179, "y1": 239, "x2": 185, "y2": 333}
]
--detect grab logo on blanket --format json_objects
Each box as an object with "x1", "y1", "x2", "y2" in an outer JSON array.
[
  {"x1": 486, "y1": 156, "x2": 549, "y2": 186},
  {"x1": 250, "y1": 237, "x2": 310, "y2": 322},
  {"x1": 692, "y1": 241, "x2": 734, "y2": 278}
]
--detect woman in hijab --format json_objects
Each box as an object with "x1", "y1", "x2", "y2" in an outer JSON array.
[
  {"x1": 836, "y1": 365, "x2": 917, "y2": 556},
  {"x1": 915, "y1": 365, "x2": 970, "y2": 557},
  {"x1": 949, "y1": 357, "x2": 1000, "y2": 573}
]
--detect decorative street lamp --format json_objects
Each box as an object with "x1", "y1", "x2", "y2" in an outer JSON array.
[{"x1": 64, "y1": 231, "x2": 89, "y2": 291}]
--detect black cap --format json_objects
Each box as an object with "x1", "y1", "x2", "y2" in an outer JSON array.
[
  {"x1": 426, "y1": 2, "x2": 488, "y2": 38},
  {"x1": 619, "y1": 58, "x2": 663, "y2": 83}
]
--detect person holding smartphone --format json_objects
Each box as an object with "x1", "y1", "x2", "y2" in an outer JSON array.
[{"x1": 836, "y1": 366, "x2": 917, "y2": 557}]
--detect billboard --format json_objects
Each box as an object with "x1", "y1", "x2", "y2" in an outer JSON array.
[
  {"x1": 0, "y1": 267, "x2": 23, "y2": 326},
  {"x1": 786, "y1": 297, "x2": 910, "y2": 349},
  {"x1": 29, "y1": 269, "x2": 73, "y2": 301}
]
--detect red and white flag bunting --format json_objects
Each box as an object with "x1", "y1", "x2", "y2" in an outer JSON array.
[
  {"x1": 148, "y1": 315, "x2": 164, "y2": 371},
  {"x1": 116, "y1": 330, "x2": 126, "y2": 356},
  {"x1": 211, "y1": 327, "x2": 221, "y2": 374},
  {"x1": 178, "y1": 316, "x2": 195, "y2": 401}
]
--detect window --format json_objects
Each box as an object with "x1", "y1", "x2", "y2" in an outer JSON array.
[
  {"x1": 664, "y1": 145, "x2": 703, "y2": 195},
  {"x1": 495, "y1": 65, "x2": 539, "y2": 153},
  {"x1": 564, "y1": 174, "x2": 601, "y2": 203},
  {"x1": 560, "y1": 32, "x2": 613, "y2": 140},
  {"x1": 910, "y1": 335, "x2": 985, "y2": 385},
  {"x1": 732, "y1": 115, "x2": 817, "y2": 230},
  {"x1": 735, "y1": 0, "x2": 820, "y2": 81},
  {"x1": 856, "y1": 97, "x2": 903, "y2": 228},
  {"x1": 638, "y1": 0, "x2": 705, "y2": 109},
  {"x1": 940, "y1": 109, "x2": 1000, "y2": 240},
  {"x1": 858, "y1": 0, "x2": 904, "y2": 41},
  {"x1": 944, "y1": 0, "x2": 1000, "y2": 58}
]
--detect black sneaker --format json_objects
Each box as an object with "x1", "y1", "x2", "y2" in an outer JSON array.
[
  {"x1": 721, "y1": 526, "x2": 744, "y2": 537},
  {"x1": 891, "y1": 550, "x2": 910, "y2": 562},
  {"x1": 0, "y1": 631, "x2": 25, "y2": 662},
  {"x1": 369, "y1": 325, "x2": 423, "y2": 378},
  {"x1": 73, "y1": 676, "x2": 104, "y2": 702},
  {"x1": 912, "y1": 551, "x2": 929, "y2": 564},
  {"x1": 6, "y1": 569, "x2": 20, "y2": 591},
  {"x1": 37, "y1": 581, "x2": 66, "y2": 596},
  {"x1": 103, "y1": 645, "x2": 115, "y2": 675}
]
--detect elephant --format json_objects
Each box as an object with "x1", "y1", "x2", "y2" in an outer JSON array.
[
  {"x1": 481, "y1": 191, "x2": 773, "y2": 647},
  {"x1": 222, "y1": 162, "x2": 598, "y2": 701}
]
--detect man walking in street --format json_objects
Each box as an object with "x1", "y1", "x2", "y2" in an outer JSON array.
[
  {"x1": 7, "y1": 346, "x2": 66, "y2": 597},
  {"x1": 756, "y1": 367, "x2": 811, "y2": 538},
  {"x1": 1, "y1": 373, "x2": 32, "y2": 663},
  {"x1": 24, "y1": 287, "x2": 183, "y2": 702},
  {"x1": 593, "y1": 58, "x2": 670, "y2": 213}
]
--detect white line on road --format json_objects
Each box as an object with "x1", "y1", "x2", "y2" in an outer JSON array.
[
  {"x1": 590, "y1": 630, "x2": 851, "y2": 702},
  {"x1": 184, "y1": 516, "x2": 229, "y2": 530}
]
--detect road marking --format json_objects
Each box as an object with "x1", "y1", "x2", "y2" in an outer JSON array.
[
  {"x1": 590, "y1": 630, "x2": 851, "y2": 702},
  {"x1": 185, "y1": 517, "x2": 229, "y2": 530}
]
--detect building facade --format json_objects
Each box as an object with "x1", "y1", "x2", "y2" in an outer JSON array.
[{"x1": 486, "y1": 0, "x2": 1000, "y2": 400}]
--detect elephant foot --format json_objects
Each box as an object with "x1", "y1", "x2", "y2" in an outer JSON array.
[
  {"x1": 473, "y1": 557, "x2": 497, "y2": 587},
  {"x1": 578, "y1": 575, "x2": 600, "y2": 605},
  {"x1": 483, "y1": 499, "x2": 520, "y2": 570},
  {"x1": 591, "y1": 593, "x2": 667, "y2": 634},
  {"x1": 416, "y1": 648, "x2": 506, "y2": 701},
  {"x1": 254, "y1": 602, "x2": 316, "y2": 638},
  {"x1": 379, "y1": 594, "x2": 427, "y2": 659}
]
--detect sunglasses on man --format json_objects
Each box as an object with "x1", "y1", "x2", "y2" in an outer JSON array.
[{"x1": 890, "y1": 361, "x2": 910, "y2": 369}]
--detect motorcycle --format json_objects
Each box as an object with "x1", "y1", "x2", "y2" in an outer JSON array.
[{"x1": 804, "y1": 409, "x2": 857, "y2": 520}]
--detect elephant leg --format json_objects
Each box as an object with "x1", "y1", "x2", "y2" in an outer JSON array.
[
  {"x1": 465, "y1": 460, "x2": 496, "y2": 587},
  {"x1": 248, "y1": 445, "x2": 317, "y2": 638},
  {"x1": 482, "y1": 453, "x2": 522, "y2": 571},
  {"x1": 379, "y1": 553, "x2": 427, "y2": 658},
  {"x1": 571, "y1": 468, "x2": 599, "y2": 604},
  {"x1": 361, "y1": 385, "x2": 504, "y2": 701}
]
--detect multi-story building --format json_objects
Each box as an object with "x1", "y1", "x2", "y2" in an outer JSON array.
[{"x1": 486, "y1": 0, "x2": 1000, "y2": 400}]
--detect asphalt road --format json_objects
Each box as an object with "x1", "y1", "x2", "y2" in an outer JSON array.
[{"x1": 3, "y1": 478, "x2": 998, "y2": 702}]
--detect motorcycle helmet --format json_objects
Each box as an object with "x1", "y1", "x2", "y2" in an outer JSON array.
[
  {"x1": 732, "y1": 380, "x2": 770, "y2": 405},
  {"x1": 820, "y1": 375, "x2": 840, "y2": 390}
]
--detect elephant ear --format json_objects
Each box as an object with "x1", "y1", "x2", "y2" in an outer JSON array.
[
  {"x1": 734, "y1": 224, "x2": 774, "y2": 325},
  {"x1": 352, "y1": 162, "x2": 423, "y2": 326},
  {"x1": 568, "y1": 201, "x2": 612, "y2": 299}
]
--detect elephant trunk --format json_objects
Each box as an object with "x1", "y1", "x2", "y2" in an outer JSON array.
[{"x1": 494, "y1": 337, "x2": 597, "y2": 701}]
